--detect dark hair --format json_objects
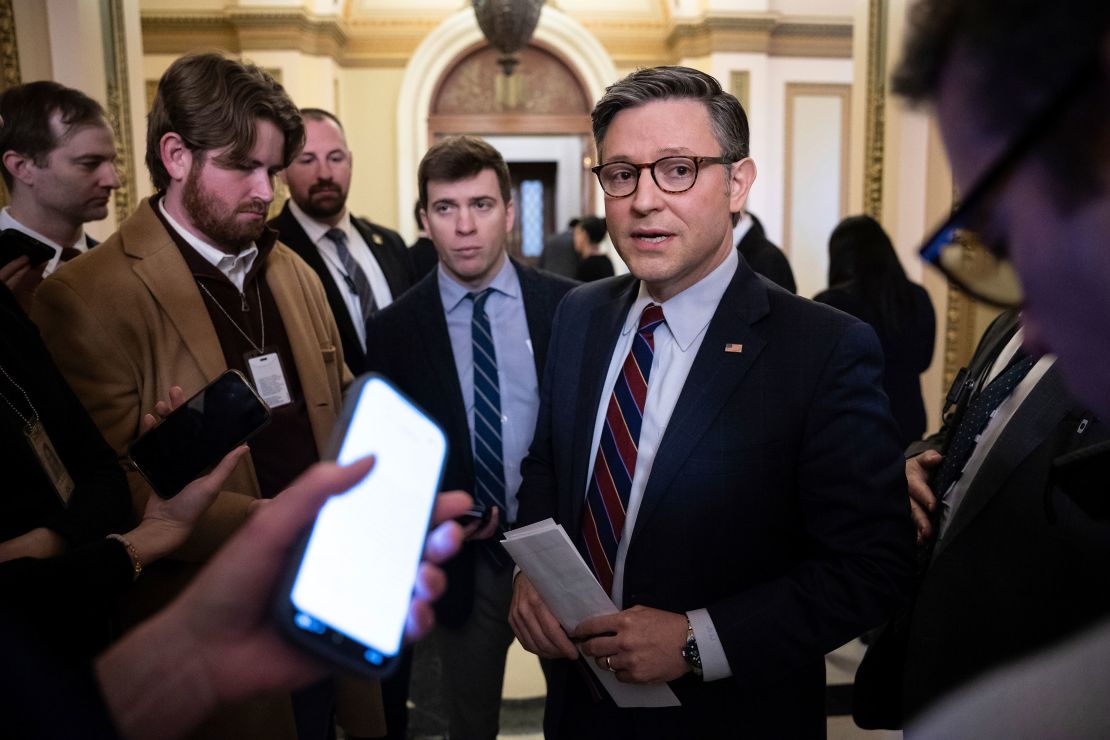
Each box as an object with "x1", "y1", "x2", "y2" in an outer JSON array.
[
  {"x1": 893, "y1": 0, "x2": 1110, "y2": 197},
  {"x1": 578, "y1": 215, "x2": 607, "y2": 245},
  {"x1": 0, "y1": 81, "x2": 107, "y2": 188},
  {"x1": 591, "y1": 66, "x2": 749, "y2": 162},
  {"x1": 827, "y1": 215, "x2": 915, "y2": 339},
  {"x1": 418, "y1": 135, "x2": 511, "y2": 208},
  {"x1": 146, "y1": 52, "x2": 305, "y2": 191},
  {"x1": 300, "y1": 108, "x2": 344, "y2": 133}
]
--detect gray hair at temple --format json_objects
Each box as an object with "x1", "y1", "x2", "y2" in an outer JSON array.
[{"x1": 590, "y1": 66, "x2": 749, "y2": 163}]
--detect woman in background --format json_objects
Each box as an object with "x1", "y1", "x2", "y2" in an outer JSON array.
[
  {"x1": 574, "y1": 215, "x2": 616, "y2": 282},
  {"x1": 814, "y1": 215, "x2": 935, "y2": 447}
]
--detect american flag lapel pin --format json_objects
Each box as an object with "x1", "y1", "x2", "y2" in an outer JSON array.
[{"x1": 724, "y1": 343, "x2": 743, "y2": 353}]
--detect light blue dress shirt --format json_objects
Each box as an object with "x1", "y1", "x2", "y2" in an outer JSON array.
[{"x1": 438, "y1": 257, "x2": 539, "y2": 524}]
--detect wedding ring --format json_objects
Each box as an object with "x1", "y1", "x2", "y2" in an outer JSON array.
[{"x1": 603, "y1": 655, "x2": 616, "y2": 672}]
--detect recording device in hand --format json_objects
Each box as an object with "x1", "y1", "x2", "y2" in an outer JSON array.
[
  {"x1": 0, "y1": 229, "x2": 56, "y2": 268},
  {"x1": 127, "y1": 370, "x2": 271, "y2": 499},
  {"x1": 274, "y1": 374, "x2": 448, "y2": 677}
]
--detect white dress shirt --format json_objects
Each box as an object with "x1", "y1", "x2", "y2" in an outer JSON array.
[
  {"x1": 157, "y1": 200, "x2": 258, "y2": 290},
  {"x1": 585, "y1": 247, "x2": 738, "y2": 681},
  {"x1": 0, "y1": 207, "x2": 89, "y2": 278},
  {"x1": 288, "y1": 200, "x2": 393, "y2": 350}
]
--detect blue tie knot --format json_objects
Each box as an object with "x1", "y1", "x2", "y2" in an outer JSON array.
[
  {"x1": 468, "y1": 288, "x2": 495, "y2": 314},
  {"x1": 325, "y1": 228, "x2": 347, "y2": 246}
]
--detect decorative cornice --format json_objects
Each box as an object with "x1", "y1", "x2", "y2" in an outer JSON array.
[
  {"x1": 669, "y1": 13, "x2": 852, "y2": 60},
  {"x1": 141, "y1": 8, "x2": 852, "y2": 66}
]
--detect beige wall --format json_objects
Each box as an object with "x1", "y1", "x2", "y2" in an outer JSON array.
[{"x1": 340, "y1": 66, "x2": 406, "y2": 233}]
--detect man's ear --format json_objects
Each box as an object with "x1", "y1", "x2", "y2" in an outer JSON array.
[
  {"x1": 727, "y1": 158, "x2": 757, "y2": 215},
  {"x1": 2, "y1": 150, "x2": 37, "y2": 188},
  {"x1": 419, "y1": 207, "x2": 430, "y2": 234},
  {"x1": 159, "y1": 132, "x2": 193, "y2": 184},
  {"x1": 504, "y1": 199, "x2": 516, "y2": 233}
]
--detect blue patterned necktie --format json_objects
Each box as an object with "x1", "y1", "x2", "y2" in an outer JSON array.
[
  {"x1": 468, "y1": 288, "x2": 508, "y2": 520},
  {"x1": 581, "y1": 302, "x2": 665, "y2": 594},
  {"x1": 933, "y1": 352, "x2": 1038, "y2": 498},
  {"x1": 325, "y1": 228, "x2": 376, "y2": 323}
]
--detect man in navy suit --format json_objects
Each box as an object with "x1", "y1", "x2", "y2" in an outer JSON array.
[
  {"x1": 269, "y1": 108, "x2": 415, "y2": 375},
  {"x1": 508, "y1": 66, "x2": 912, "y2": 739},
  {"x1": 364, "y1": 135, "x2": 576, "y2": 739}
]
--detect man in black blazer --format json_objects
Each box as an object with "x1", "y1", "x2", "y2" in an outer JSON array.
[
  {"x1": 364, "y1": 135, "x2": 575, "y2": 739},
  {"x1": 854, "y1": 310, "x2": 1110, "y2": 727},
  {"x1": 509, "y1": 66, "x2": 912, "y2": 739},
  {"x1": 733, "y1": 210, "x2": 796, "y2": 293},
  {"x1": 270, "y1": 108, "x2": 415, "y2": 375}
]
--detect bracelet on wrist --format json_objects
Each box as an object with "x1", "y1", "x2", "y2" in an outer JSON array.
[{"x1": 106, "y1": 533, "x2": 143, "y2": 581}]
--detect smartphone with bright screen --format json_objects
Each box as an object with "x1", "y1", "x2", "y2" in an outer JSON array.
[{"x1": 281, "y1": 374, "x2": 447, "y2": 675}]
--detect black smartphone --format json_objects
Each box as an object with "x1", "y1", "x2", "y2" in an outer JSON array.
[
  {"x1": 127, "y1": 370, "x2": 271, "y2": 499},
  {"x1": 0, "y1": 229, "x2": 56, "y2": 268},
  {"x1": 456, "y1": 503, "x2": 491, "y2": 527},
  {"x1": 274, "y1": 374, "x2": 448, "y2": 678}
]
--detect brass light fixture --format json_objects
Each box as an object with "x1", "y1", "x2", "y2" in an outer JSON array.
[{"x1": 472, "y1": 0, "x2": 544, "y2": 108}]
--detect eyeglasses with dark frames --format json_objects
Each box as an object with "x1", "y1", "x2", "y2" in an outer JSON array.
[
  {"x1": 591, "y1": 156, "x2": 735, "y2": 198},
  {"x1": 917, "y1": 60, "x2": 1099, "y2": 309}
]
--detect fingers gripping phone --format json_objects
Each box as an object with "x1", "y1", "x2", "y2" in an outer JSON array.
[
  {"x1": 0, "y1": 229, "x2": 56, "y2": 268},
  {"x1": 127, "y1": 370, "x2": 271, "y2": 499},
  {"x1": 274, "y1": 374, "x2": 448, "y2": 677}
]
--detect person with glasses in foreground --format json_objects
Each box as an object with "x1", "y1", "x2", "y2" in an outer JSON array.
[
  {"x1": 509, "y1": 65, "x2": 912, "y2": 739},
  {"x1": 877, "y1": 0, "x2": 1110, "y2": 737}
]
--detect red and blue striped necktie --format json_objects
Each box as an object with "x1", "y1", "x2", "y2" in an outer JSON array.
[{"x1": 581, "y1": 302, "x2": 665, "y2": 594}]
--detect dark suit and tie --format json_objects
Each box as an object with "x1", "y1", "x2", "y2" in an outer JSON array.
[
  {"x1": 515, "y1": 252, "x2": 913, "y2": 739},
  {"x1": 854, "y1": 311, "x2": 1110, "y2": 727},
  {"x1": 269, "y1": 201, "x2": 415, "y2": 374},
  {"x1": 364, "y1": 258, "x2": 576, "y2": 737}
]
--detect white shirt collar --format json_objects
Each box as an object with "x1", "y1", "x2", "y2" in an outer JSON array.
[
  {"x1": 0, "y1": 207, "x2": 87, "y2": 252},
  {"x1": 158, "y1": 199, "x2": 258, "y2": 281},
  {"x1": 288, "y1": 198, "x2": 351, "y2": 247},
  {"x1": 438, "y1": 253, "x2": 518, "y2": 313},
  {"x1": 622, "y1": 248, "x2": 738, "y2": 352}
]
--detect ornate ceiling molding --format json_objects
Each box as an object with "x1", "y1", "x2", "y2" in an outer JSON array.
[{"x1": 141, "y1": 8, "x2": 852, "y2": 67}]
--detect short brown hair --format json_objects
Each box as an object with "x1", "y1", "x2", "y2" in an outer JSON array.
[
  {"x1": 418, "y1": 135, "x2": 511, "y2": 209},
  {"x1": 146, "y1": 52, "x2": 305, "y2": 191},
  {"x1": 0, "y1": 81, "x2": 107, "y2": 189},
  {"x1": 591, "y1": 66, "x2": 749, "y2": 163}
]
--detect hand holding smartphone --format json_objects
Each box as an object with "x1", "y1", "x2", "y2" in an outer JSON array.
[
  {"x1": 127, "y1": 370, "x2": 271, "y2": 499},
  {"x1": 274, "y1": 374, "x2": 448, "y2": 677},
  {"x1": 0, "y1": 229, "x2": 56, "y2": 268}
]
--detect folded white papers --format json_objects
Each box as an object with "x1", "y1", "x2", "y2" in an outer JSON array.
[{"x1": 502, "y1": 519, "x2": 680, "y2": 708}]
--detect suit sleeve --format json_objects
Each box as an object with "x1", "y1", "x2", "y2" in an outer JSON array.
[
  {"x1": 706, "y1": 321, "x2": 914, "y2": 688},
  {"x1": 514, "y1": 297, "x2": 568, "y2": 528},
  {"x1": 31, "y1": 276, "x2": 255, "y2": 561}
]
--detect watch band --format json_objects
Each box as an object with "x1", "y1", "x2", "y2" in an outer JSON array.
[{"x1": 682, "y1": 617, "x2": 703, "y2": 677}]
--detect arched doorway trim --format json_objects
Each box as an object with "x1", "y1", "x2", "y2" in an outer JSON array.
[{"x1": 396, "y1": 4, "x2": 616, "y2": 239}]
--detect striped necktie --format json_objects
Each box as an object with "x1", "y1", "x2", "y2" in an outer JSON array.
[
  {"x1": 581, "y1": 302, "x2": 665, "y2": 594},
  {"x1": 325, "y1": 228, "x2": 376, "y2": 323},
  {"x1": 469, "y1": 288, "x2": 508, "y2": 519}
]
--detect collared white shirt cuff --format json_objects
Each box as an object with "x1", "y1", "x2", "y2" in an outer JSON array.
[{"x1": 687, "y1": 608, "x2": 732, "y2": 681}]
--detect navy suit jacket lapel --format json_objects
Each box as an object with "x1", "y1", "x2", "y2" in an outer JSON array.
[
  {"x1": 565, "y1": 277, "x2": 638, "y2": 536},
  {"x1": 411, "y1": 274, "x2": 474, "y2": 482},
  {"x1": 351, "y1": 217, "x2": 406, "y2": 299},
  {"x1": 515, "y1": 260, "x2": 552, "y2": 379},
  {"x1": 631, "y1": 263, "x2": 770, "y2": 545},
  {"x1": 934, "y1": 364, "x2": 1071, "y2": 559}
]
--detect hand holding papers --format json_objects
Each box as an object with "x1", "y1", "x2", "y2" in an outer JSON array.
[{"x1": 502, "y1": 519, "x2": 680, "y2": 707}]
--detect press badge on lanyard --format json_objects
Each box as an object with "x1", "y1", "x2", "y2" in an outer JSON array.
[
  {"x1": 26, "y1": 420, "x2": 75, "y2": 505},
  {"x1": 246, "y1": 348, "x2": 292, "y2": 408}
]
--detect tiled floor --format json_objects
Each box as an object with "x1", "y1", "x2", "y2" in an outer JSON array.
[{"x1": 408, "y1": 637, "x2": 901, "y2": 739}]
